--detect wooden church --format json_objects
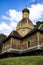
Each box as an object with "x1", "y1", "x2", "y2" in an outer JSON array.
[{"x1": 0, "y1": 8, "x2": 43, "y2": 58}]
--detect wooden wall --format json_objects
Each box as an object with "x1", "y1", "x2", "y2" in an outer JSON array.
[{"x1": 2, "y1": 32, "x2": 43, "y2": 52}]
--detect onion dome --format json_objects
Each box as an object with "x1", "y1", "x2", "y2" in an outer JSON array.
[{"x1": 22, "y1": 8, "x2": 30, "y2": 13}]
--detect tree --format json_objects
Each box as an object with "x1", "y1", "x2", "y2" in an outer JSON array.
[
  {"x1": 0, "y1": 34, "x2": 7, "y2": 53},
  {"x1": 36, "y1": 21, "x2": 43, "y2": 26}
]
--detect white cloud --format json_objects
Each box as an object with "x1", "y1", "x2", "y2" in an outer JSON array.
[
  {"x1": 6, "y1": 9, "x2": 22, "y2": 22},
  {"x1": 0, "y1": 21, "x2": 18, "y2": 35},
  {"x1": 2, "y1": 15, "x2": 9, "y2": 20},
  {"x1": 29, "y1": 3, "x2": 43, "y2": 24},
  {"x1": 2, "y1": 3, "x2": 43, "y2": 24},
  {"x1": 0, "y1": 22, "x2": 13, "y2": 35},
  {"x1": 1, "y1": 3, "x2": 43, "y2": 35},
  {"x1": 0, "y1": 22, "x2": 12, "y2": 31},
  {"x1": 10, "y1": 21, "x2": 17, "y2": 29}
]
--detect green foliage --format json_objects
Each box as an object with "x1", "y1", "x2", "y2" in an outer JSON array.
[
  {"x1": 0, "y1": 34, "x2": 7, "y2": 42},
  {"x1": 0, "y1": 34, "x2": 7, "y2": 53},
  {"x1": 36, "y1": 21, "x2": 43, "y2": 26},
  {"x1": 0, "y1": 56, "x2": 43, "y2": 65}
]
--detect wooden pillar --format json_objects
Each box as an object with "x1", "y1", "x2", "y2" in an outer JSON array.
[
  {"x1": 10, "y1": 37, "x2": 13, "y2": 48},
  {"x1": 37, "y1": 32, "x2": 40, "y2": 45},
  {"x1": 2, "y1": 44, "x2": 4, "y2": 52}
]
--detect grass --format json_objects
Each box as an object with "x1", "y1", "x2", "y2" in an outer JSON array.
[{"x1": 0, "y1": 56, "x2": 43, "y2": 65}]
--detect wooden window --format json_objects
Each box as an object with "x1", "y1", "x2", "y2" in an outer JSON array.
[
  {"x1": 28, "y1": 41, "x2": 30, "y2": 47},
  {"x1": 22, "y1": 30, "x2": 25, "y2": 34}
]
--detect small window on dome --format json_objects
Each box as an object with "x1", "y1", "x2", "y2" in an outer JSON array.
[{"x1": 22, "y1": 30, "x2": 25, "y2": 34}]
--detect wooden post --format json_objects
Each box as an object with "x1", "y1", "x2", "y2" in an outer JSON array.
[
  {"x1": 10, "y1": 37, "x2": 13, "y2": 48},
  {"x1": 37, "y1": 32, "x2": 40, "y2": 45}
]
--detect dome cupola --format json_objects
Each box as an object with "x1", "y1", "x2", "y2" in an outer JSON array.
[
  {"x1": 16, "y1": 8, "x2": 34, "y2": 37},
  {"x1": 22, "y1": 8, "x2": 30, "y2": 19}
]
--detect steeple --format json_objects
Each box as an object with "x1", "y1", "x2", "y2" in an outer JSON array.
[{"x1": 22, "y1": 8, "x2": 30, "y2": 19}]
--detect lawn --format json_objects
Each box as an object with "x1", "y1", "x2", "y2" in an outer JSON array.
[{"x1": 0, "y1": 56, "x2": 43, "y2": 65}]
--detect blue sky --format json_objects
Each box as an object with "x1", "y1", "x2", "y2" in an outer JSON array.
[{"x1": 0, "y1": 0, "x2": 43, "y2": 35}]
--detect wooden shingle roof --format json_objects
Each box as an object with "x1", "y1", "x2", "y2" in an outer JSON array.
[
  {"x1": 9, "y1": 30, "x2": 22, "y2": 39},
  {"x1": 1, "y1": 30, "x2": 22, "y2": 43},
  {"x1": 23, "y1": 24, "x2": 43, "y2": 39}
]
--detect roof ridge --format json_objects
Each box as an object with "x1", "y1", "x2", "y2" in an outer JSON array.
[{"x1": 38, "y1": 24, "x2": 43, "y2": 29}]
